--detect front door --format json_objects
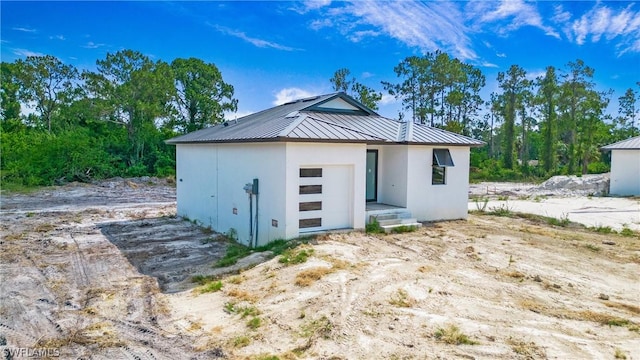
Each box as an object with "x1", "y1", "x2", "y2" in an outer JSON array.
[{"x1": 366, "y1": 150, "x2": 378, "y2": 202}]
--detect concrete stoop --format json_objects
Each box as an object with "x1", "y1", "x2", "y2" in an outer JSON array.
[{"x1": 370, "y1": 212, "x2": 422, "y2": 233}]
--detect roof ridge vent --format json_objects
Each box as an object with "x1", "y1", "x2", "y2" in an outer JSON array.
[{"x1": 285, "y1": 111, "x2": 299, "y2": 118}]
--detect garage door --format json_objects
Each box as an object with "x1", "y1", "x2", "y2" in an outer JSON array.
[{"x1": 299, "y1": 165, "x2": 352, "y2": 232}]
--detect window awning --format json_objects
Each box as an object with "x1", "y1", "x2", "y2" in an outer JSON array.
[{"x1": 433, "y1": 149, "x2": 455, "y2": 167}]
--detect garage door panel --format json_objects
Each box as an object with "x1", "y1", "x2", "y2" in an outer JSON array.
[{"x1": 299, "y1": 165, "x2": 352, "y2": 232}]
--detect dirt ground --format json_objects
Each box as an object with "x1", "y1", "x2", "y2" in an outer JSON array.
[
  {"x1": 1, "y1": 179, "x2": 639, "y2": 359},
  {"x1": 469, "y1": 182, "x2": 640, "y2": 232}
]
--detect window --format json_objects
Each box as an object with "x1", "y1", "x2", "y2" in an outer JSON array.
[
  {"x1": 432, "y1": 149, "x2": 454, "y2": 185},
  {"x1": 300, "y1": 168, "x2": 322, "y2": 177}
]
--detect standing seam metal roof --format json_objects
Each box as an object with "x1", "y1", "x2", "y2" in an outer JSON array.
[
  {"x1": 601, "y1": 136, "x2": 640, "y2": 150},
  {"x1": 166, "y1": 92, "x2": 484, "y2": 146}
]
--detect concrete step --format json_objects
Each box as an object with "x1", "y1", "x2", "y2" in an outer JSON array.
[
  {"x1": 381, "y1": 222, "x2": 422, "y2": 233},
  {"x1": 370, "y1": 212, "x2": 413, "y2": 223},
  {"x1": 378, "y1": 217, "x2": 418, "y2": 226}
]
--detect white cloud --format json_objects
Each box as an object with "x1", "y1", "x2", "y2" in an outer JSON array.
[
  {"x1": 361, "y1": 71, "x2": 374, "y2": 79},
  {"x1": 310, "y1": 18, "x2": 332, "y2": 30},
  {"x1": 348, "y1": 30, "x2": 379, "y2": 43},
  {"x1": 83, "y1": 41, "x2": 105, "y2": 49},
  {"x1": 526, "y1": 70, "x2": 546, "y2": 81},
  {"x1": 49, "y1": 35, "x2": 65, "y2": 40},
  {"x1": 304, "y1": 0, "x2": 331, "y2": 11},
  {"x1": 273, "y1": 88, "x2": 316, "y2": 105},
  {"x1": 211, "y1": 24, "x2": 298, "y2": 51},
  {"x1": 12, "y1": 48, "x2": 44, "y2": 57},
  {"x1": 290, "y1": 0, "x2": 331, "y2": 14},
  {"x1": 496, "y1": 53, "x2": 506, "y2": 58},
  {"x1": 225, "y1": 109, "x2": 255, "y2": 120},
  {"x1": 466, "y1": 0, "x2": 559, "y2": 39},
  {"x1": 379, "y1": 93, "x2": 397, "y2": 106},
  {"x1": 480, "y1": 61, "x2": 498, "y2": 68},
  {"x1": 335, "y1": 1, "x2": 478, "y2": 60},
  {"x1": 12, "y1": 27, "x2": 36, "y2": 33},
  {"x1": 567, "y1": 3, "x2": 640, "y2": 55}
]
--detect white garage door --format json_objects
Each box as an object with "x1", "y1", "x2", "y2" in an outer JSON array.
[{"x1": 299, "y1": 165, "x2": 353, "y2": 232}]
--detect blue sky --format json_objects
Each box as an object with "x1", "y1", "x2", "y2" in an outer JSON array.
[{"x1": 2, "y1": 1, "x2": 639, "y2": 120}]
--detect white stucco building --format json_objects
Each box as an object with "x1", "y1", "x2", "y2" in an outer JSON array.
[
  {"x1": 167, "y1": 93, "x2": 484, "y2": 247},
  {"x1": 602, "y1": 136, "x2": 640, "y2": 196}
]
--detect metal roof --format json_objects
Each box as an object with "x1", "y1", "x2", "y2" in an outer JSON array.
[
  {"x1": 166, "y1": 92, "x2": 485, "y2": 147},
  {"x1": 601, "y1": 136, "x2": 640, "y2": 150}
]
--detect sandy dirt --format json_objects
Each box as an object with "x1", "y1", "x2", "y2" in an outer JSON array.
[
  {"x1": 1, "y1": 179, "x2": 639, "y2": 359},
  {"x1": 469, "y1": 181, "x2": 640, "y2": 231}
]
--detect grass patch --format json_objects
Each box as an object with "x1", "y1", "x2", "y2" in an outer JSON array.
[
  {"x1": 546, "y1": 214, "x2": 570, "y2": 227},
  {"x1": 589, "y1": 225, "x2": 615, "y2": 234},
  {"x1": 300, "y1": 315, "x2": 333, "y2": 339},
  {"x1": 388, "y1": 289, "x2": 416, "y2": 308},
  {"x1": 365, "y1": 218, "x2": 384, "y2": 234},
  {"x1": 604, "y1": 301, "x2": 640, "y2": 315},
  {"x1": 279, "y1": 248, "x2": 313, "y2": 265},
  {"x1": 518, "y1": 299, "x2": 635, "y2": 328},
  {"x1": 294, "y1": 267, "x2": 332, "y2": 287},
  {"x1": 488, "y1": 204, "x2": 513, "y2": 217},
  {"x1": 226, "y1": 288, "x2": 258, "y2": 303},
  {"x1": 215, "y1": 242, "x2": 251, "y2": 267},
  {"x1": 191, "y1": 274, "x2": 217, "y2": 285},
  {"x1": 615, "y1": 348, "x2": 627, "y2": 359},
  {"x1": 389, "y1": 225, "x2": 418, "y2": 234},
  {"x1": 199, "y1": 280, "x2": 223, "y2": 293},
  {"x1": 434, "y1": 324, "x2": 478, "y2": 345},
  {"x1": 227, "y1": 275, "x2": 246, "y2": 284},
  {"x1": 224, "y1": 302, "x2": 261, "y2": 318},
  {"x1": 246, "y1": 316, "x2": 262, "y2": 330},
  {"x1": 232, "y1": 335, "x2": 251, "y2": 348},
  {"x1": 216, "y1": 237, "x2": 314, "y2": 268},
  {"x1": 620, "y1": 227, "x2": 637, "y2": 237}
]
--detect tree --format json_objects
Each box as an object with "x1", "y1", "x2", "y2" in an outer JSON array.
[
  {"x1": 559, "y1": 59, "x2": 595, "y2": 174},
  {"x1": 536, "y1": 66, "x2": 560, "y2": 173},
  {"x1": 83, "y1": 50, "x2": 175, "y2": 167},
  {"x1": 13, "y1": 55, "x2": 80, "y2": 133},
  {"x1": 382, "y1": 52, "x2": 484, "y2": 132},
  {"x1": 170, "y1": 58, "x2": 237, "y2": 133},
  {"x1": 329, "y1": 68, "x2": 353, "y2": 93},
  {"x1": 383, "y1": 54, "x2": 442, "y2": 125},
  {"x1": 329, "y1": 68, "x2": 382, "y2": 110},
  {"x1": 496, "y1": 65, "x2": 529, "y2": 169},
  {"x1": 1, "y1": 62, "x2": 22, "y2": 128},
  {"x1": 616, "y1": 87, "x2": 638, "y2": 138}
]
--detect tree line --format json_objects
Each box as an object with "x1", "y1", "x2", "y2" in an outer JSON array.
[
  {"x1": 1, "y1": 50, "x2": 237, "y2": 187},
  {"x1": 1, "y1": 49, "x2": 638, "y2": 188},
  {"x1": 331, "y1": 53, "x2": 638, "y2": 179}
]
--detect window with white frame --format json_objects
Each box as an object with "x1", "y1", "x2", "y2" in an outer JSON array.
[{"x1": 432, "y1": 149, "x2": 454, "y2": 185}]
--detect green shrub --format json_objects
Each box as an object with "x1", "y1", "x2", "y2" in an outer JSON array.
[
  {"x1": 279, "y1": 248, "x2": 313, "y2": 265},
  {"x1": 199, "y1": 280, "x2": 223, "y2": 293},
  {"x1": 365, "y1": 219, "x2": 384, "y2": 234}
]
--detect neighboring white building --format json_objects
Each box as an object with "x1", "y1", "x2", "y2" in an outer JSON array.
[
  {"x1": 167, "y1": 93, "x2": 484, "y2": 247},
  {"x1": 602, "y1": 136, "x2": 640, "y2": 196}
]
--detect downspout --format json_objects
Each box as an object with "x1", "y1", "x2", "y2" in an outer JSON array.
[
  {"x1": 248, "y1": 192, "x2": 253, "y2": 246},
  {"x1": 253, "y1": 178, "x2": 259, "y2": 248}
]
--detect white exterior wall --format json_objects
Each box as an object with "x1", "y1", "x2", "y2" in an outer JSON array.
[
  {"x1": 176, "y1": 143, "x2": 287, "y2": 247},
  {"x1": 367, "y1": 145, "x2": 408, "y2": 207},
  {"x1": 610, "y1": 150, "x2": 640, "y2": 196},
  {"x1": 405, "y1": 146, "x2": 470, "y2": 221},
  {"x1": 284, "y1": 142, "x2": 367, "y2": 238}
]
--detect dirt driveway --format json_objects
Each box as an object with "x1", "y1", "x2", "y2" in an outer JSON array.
[{"x1": 1, "y1": 180, "x2": 639, "y2": 359}]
